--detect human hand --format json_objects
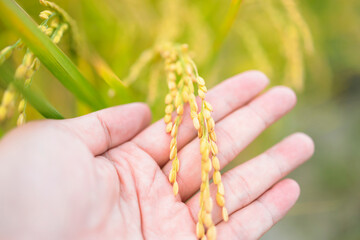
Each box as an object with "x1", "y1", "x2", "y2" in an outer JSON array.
[{"x1": 0, "y1": 71, "x2": 314, "y2": 240}]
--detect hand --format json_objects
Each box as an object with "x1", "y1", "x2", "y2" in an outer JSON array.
[{"x1": 0, "y1": 71, "x2": 314, "y2": 240}]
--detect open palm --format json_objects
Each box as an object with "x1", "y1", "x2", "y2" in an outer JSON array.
[{"x1": 0, "y1": 71, "x2": 314, "y2": 240}]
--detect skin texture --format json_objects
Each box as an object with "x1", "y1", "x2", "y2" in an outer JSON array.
[{"x1": 0, "y1": 71, "x2": 314, "y2": 240}]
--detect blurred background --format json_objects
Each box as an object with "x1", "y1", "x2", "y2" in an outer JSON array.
[{"x1": 0, "y1": 0, "x2": 359, "y2": 239}]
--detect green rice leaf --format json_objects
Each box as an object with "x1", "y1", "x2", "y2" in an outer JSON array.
[{"x1": 0, "y1": 0, "x2": 107, "y2": 110}]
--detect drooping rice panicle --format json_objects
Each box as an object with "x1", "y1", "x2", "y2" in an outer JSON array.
[{"x1": 159, "y1": 43, "x2": 227, "y2": 240}]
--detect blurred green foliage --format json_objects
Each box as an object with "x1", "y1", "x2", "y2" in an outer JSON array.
[{"x1": 0, "y1": 0, "x2": 359, "y2": 239}]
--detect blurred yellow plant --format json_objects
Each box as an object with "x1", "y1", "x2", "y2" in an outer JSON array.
[{"x1": 236, "y1": 0, "x2": 314, "y2": 92}]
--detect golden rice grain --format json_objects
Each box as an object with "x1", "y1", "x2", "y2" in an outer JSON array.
[
  {"x1": 203, "y1": 109, "x2": 211, "y2": 119},
  {"x1": 173, "y1": 181, "x2": 179, "y2": 195},
  {"x1": 176, "y1": 105, "x2": 184, "y2": 115},
  {"x1": 216, "y1": 193, "x2": 225, "y2": 207},
  {"x1": 196, "y1": 222, "x2": 205, "y2": 238},
  {"x1": 172, "y1": 157, "x2": 179, "y2": 172},
  {"x1": 165, "y1": 104, "x2": 174, "y2": 114},
  {"x1": 222, "y1": 207, "x2": 229, "y2": 222},
  {"x1": 201, "y1": 170, "x2": 207, "y2": 182},
  {"x1": 169, "y1": 169, "x2": 176, "y2": 183},
  {"x1": 217, "y1": 182, "x2": 225, "y2": 195},
  {"x1": 205, "y1": 197, "x2": 213, "y2": 212},
  {"x1": 210, "y1": 131, "x2": 217, "y2": 142},
  {"x1": 198, "y1": 89, "x2": 206, "y2": 99},
  {"x1": 197, "y1": 76, "x2": 205, "y2": 86},
  {"x1": 165, "y1": 94, "x2": 172, "y2": 104},
  {"x1": 210, "y1": 141, "x2": 218, "y2": 155},
  {"x1": 170, "y1": 145, "x2": 177, "y2": 160},
  {"x1": 164, "y1": 114, "x2": 172, "y2": 124},
  {"x1": 213, "y1": 171, "x2": 221, "y2": 185},
  {"x1": 171, "y1": 123, "x2": 178, "y2": 137},
  {"x1": 193, "y1": 117, "x2": 200, "y2": 130},
  {"x1": 203, "y1": 213, "x2": 213, "y2": 228},
  {"x1": 166, "y1": 122, "x2": 173, "y2": 133},
  {"x1": 170, "y1": 138, "x2": 177, "y2": 149},
  {"x1": 207, "y1": 118, "x2": 215, "y2": 131},
  {"x1": 206, "y1": 225, "x2": 216, "y2": 240},
  {"x1": 204, "y1": 101, "x2": 213, "y2": 111},
  {"x1": 212, "y1": 156, "x2": 220, "y2": 171}
]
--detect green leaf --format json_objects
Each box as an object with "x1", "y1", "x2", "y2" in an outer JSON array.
[
  {"x1": 0, "y1": 64, "x2": 64, "y2": 120},
  {"x1": 0, "y1": 0, "x2": 107, "y2": 110}
]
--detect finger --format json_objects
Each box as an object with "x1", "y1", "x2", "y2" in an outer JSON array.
[
  {"x1": 59, "y1": 103, "x2": 151, "y2": 156},
  {"x1": 132, "y1": 71, "x2": 269, "y2": 166},
  {"x1": 163, "y1": 86, "x2": 297, "y2": 200},
  {"x1": 186, "y1": 133, "x2": 314, "y2": 225},
  {"x1": 216, "y1": 179, "x2": 300, "y2": 240}
]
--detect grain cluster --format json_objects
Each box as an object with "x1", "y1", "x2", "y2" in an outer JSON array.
[{"x1": 160, "y1": 43, "x2": 228, "y2": 240}]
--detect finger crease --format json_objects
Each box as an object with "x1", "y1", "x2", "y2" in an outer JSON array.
[
  {"x1": 247, "y1": 104, "x2": 269, "y2": 129},
  {"x1": 256, "y1": 199, "x2": 276, "y2": 226},
  {"x1": 236, "y1": 173, "x2": 252, "y2": 206},
  {"x1": 266, "y1": 151, "x2": 285, "y2": 178},
  {"x1": 96, "y1": 113, "x2": 112, "y2": 150}
]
